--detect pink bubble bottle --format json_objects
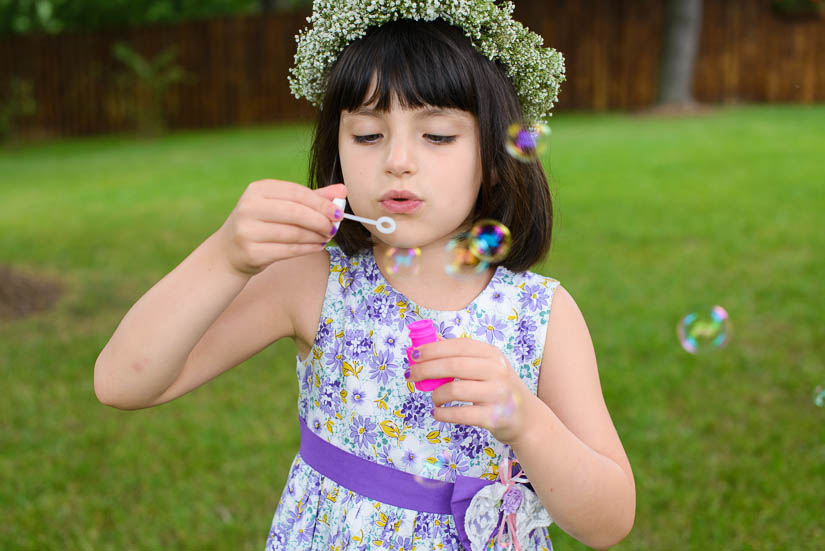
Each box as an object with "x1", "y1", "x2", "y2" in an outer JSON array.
[{"x1": 406, "y1": 319, "x2": 453, "y2": 391}]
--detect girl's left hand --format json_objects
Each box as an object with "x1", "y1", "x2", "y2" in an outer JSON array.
[{"x1": 407, "y1": 337, "x2": 536, "y2": 445}]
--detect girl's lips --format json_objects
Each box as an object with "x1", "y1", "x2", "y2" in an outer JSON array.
[{"x1": 380, "y1": 199, "x2": 422, "y2": 214}]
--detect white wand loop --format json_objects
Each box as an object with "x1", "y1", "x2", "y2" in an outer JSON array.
[{"x1": 332, "y1": 198, "x2": 396, "y2": 234}]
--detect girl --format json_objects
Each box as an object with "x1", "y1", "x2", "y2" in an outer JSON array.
[{"x1": 94, "y1": 1, "x2": 635, "y2": 550}]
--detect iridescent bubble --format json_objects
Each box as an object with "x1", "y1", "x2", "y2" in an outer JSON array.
[
  {"x1": 814, "y1": 385, "x2": 825, "y2": 408},
  {"x1": 445, "y1": 232, "x2": 489, "y2": 278},
  {"x1": 505, "y1": 122, "x2": 551, "y2": 162},
  {"x1": 469, "y1": 219, "x2": 512, "y2": 263},
  {"x1": 676, "y1": 305, "x2": 731, "y2": 354},
  {"x1": 489, "y1": 391, "x2": 520, "y2": 429},
  {"x1": 413, "y1": 449, "x2": 453, "y2": 489},
  {"x1": 385, "y1": 247, "x2": 422, "y2": 276}
]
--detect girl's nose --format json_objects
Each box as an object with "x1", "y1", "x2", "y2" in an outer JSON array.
[{"x1": 384, "y1": 136, "x2": 416, "y2": 177}]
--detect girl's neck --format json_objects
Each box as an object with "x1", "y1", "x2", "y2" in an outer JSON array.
[{"x1": 372, "y1": 238, "x2": 496, "y2": 312}]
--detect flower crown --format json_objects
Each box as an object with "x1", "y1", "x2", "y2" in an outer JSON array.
[{"x1": 288, "y1": 0, "x2": 566, "y2": 123}]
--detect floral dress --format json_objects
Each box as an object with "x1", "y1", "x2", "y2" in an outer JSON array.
[{"x1": 266, "y1": 246, "x2": 560, "y2": 551}]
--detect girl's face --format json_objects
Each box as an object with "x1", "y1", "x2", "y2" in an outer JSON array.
[{"x1": 338, "y1": 96, "x2": 482, "y2": 252}]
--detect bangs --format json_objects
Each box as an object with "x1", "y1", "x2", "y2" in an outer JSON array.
[{"x1": 326, "y1": 19, "x2": 479, "y2": 114}]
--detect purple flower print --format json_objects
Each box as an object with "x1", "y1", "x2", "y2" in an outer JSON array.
[
  {"x1": 319, "y1": 379, "x2": 341, "y2": 416},
  {"x1": 368, "y1": 349, "x2": 398, "y2": 385},
  {"x1": 349, "y1": 414, "x2": 377, "y2": 450},
  {"x1": 324, "y1": 338, "x2": 345, "y2": 371},
  {"x1": 339, "y1": 488, "x2": 359, "y2": 507},
  {"x1": 449, "y1": 423, "x2": 486, "y2": 459},
  {"x1": 402, "y1": 392, "x2": 433, "y2": 428},
  {"x1": 437, "y1": 449, "x2": 470, "y2": 480},
  {"x1": 350, "y1": 301, "x2": 368, "y2": 323},
  {"x1": 350, "y1": 386, "x2": 367, "y2": 408},
  {"x1": 519, "y1": 283, "x2": 548, "y2": 312},
  {"x1": 371, "y1": 292, "x2": 401, "y2": 323},
  {"x1": 393, "y1": 534, "x2": 414, "y2": 551},
  {"x1": 377, "y1": 446, "x2": 396, "y2": 468},
  {"x1": 399, "y1": 447, "x2": 418, "y2": 469},
  {"x1": 266, "y1": 530, "x2": 285, "y2": 549},
  {"x1": 380, "y1": 511, "x2": 402, "y2": 538},
  {"x1": 475, "y1": 314, "x2": 506, "y2": 344},
  {"x1": 307, "y1": 412, "x2": 324, "y2": 435},
  {"x1": 514, "y1": 333, "x2": 537, "y2": 363},
  {"x1": 344, "y1": 329, "x2": 373, "y2": 361},
  {"x1": 383, "y1": 333, "x2": 399, "y2": 350},
  {"x1": 393, "y1": 306, "x2": 416, "y2": 331},
  {"x1": 364, "y1": 256, "x2": 383, "y2": 284},
  {"x1": 439, "y1": 534, "x2": 463, "y2": 551},
  {"x1": 299, "y1": 364, "x2": 313, "y2": 394},
  {"x1": 295, "y1": 524, "x2": 313, "y2": 547},
  {"x1": 315, "y1": 321, "x2": 332, "y2": 349},
  {"x1": 286, "y1": 507, "x2": 303, "y2": 526},
  {"x1": 491, "y1": 289, "x2": 505, "y2": 304},
  {"x1": 517, "y1": 317, "x2": 537, "y2": 336},
  {"x1": 436, "y1": 320, "x2": 458, "y2": 340}
]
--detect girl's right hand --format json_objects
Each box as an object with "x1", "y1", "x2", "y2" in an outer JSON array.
[{"x1": 216, "y1": 180, "x2": 346, "y2": 276}]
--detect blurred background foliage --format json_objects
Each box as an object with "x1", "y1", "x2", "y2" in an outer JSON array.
[{"x1": 0, "y1": 0, "x2": 313, "y2": 35}]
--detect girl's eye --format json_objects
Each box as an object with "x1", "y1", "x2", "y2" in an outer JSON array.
[
  {"x1": 353, "y1": 134, "x2": 381, "y2": 144},
  {"x1": 425, "y1": 134, "x2": 456, "y2": 145}
]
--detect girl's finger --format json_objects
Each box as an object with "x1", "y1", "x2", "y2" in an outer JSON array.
[
  {"x1": 252, "y1": 200, "x2": 337, "y2": 240},
  {"x1": 248, "y1": 220, "x2": 334, "y2": 245},
  {"x1": 254, "y1": 179, "x2": 344, "y2": 220},
  {"x1": 431, "y1": 403, "x2": 492, "y2": 427},
  {"x1": 430, "y1": 378, "x2": 511, "y2": 408},
  {"x1": 410, "y1": 355, "x2": 508, "y2": 383},
  {"x1": 412, "y1": 336, "x2": 499, "y2": 362}
]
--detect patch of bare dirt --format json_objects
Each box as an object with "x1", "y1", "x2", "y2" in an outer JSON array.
[{"x1": 0, "y1": 265, "x2": 64, "y2": 323}]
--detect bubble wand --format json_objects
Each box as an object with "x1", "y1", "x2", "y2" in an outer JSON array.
[
  {"x1": 329, "y1": 156, "x2": 396, "y2": 235},
  {"x1": 332, "y1": 197, "x2": 396, "y2": 234}
]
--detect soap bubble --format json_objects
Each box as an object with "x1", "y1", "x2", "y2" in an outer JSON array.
[
  {"x1": 385, "y1": 247, "x2": 422, "y2": 276},
  {"x1": 676, "y1": 305, "x2": 731, "y2": 354},
  {"x1": 469, "y1": 220, "x2": 512, "y2": 263},
  {"x1": 445, "y1": 232, "x2": 489, "y2": 278},
  {"x1": 505, "y1": 122, "x2": 550, "y2": 162},
  {"x1": 814, "y1": 385, "x2": 825, "y2": 408},
  {"x1": 489, "y1": 391, "x2": 520, "y2": 429},
  {"x1": 413, "y1": 450, "x2": 453, "y2": 489}
]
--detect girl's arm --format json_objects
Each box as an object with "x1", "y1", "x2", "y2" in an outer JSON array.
[
  {"x1": 510, "y1": 285, "x2": 636, "y2": 549},
  {"x1": 94, "y1": 180, "x2": 344, "y2": 410}
]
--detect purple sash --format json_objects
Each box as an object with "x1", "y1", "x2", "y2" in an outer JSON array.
[{"x1": 298, "y1": 417, "x2": 495, "y2": 549}]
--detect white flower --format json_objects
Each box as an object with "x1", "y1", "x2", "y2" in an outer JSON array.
[{"x1": 288, "y1": 0, "x2": 566, "y2": 123}]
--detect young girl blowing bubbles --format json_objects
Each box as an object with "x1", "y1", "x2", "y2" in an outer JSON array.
[{"x1": 95, "y1": 1, "x2": 635, "y2": 549}]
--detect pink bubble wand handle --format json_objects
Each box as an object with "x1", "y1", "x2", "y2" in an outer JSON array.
[{"x1": 406, "y1": 319, "x2": 453, "y2": 392}]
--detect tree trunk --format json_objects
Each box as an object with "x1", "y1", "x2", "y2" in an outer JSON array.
[{"x1": 658, "y1": 0, "x2": 703, "y2": 106}]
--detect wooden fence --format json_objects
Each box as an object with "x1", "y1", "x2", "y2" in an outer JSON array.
[{"x1": 1, "y1": 0, "x2": 824, "y2": 137}]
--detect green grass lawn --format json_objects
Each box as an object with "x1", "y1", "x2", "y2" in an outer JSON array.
[{"x1": 1, "y1": 105, "x2": 823, "y2": 549}]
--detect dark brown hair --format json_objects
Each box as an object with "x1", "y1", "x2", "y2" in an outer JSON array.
[{"x1": 308, "y1": 18, "x2": 553, "y2": 272}]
